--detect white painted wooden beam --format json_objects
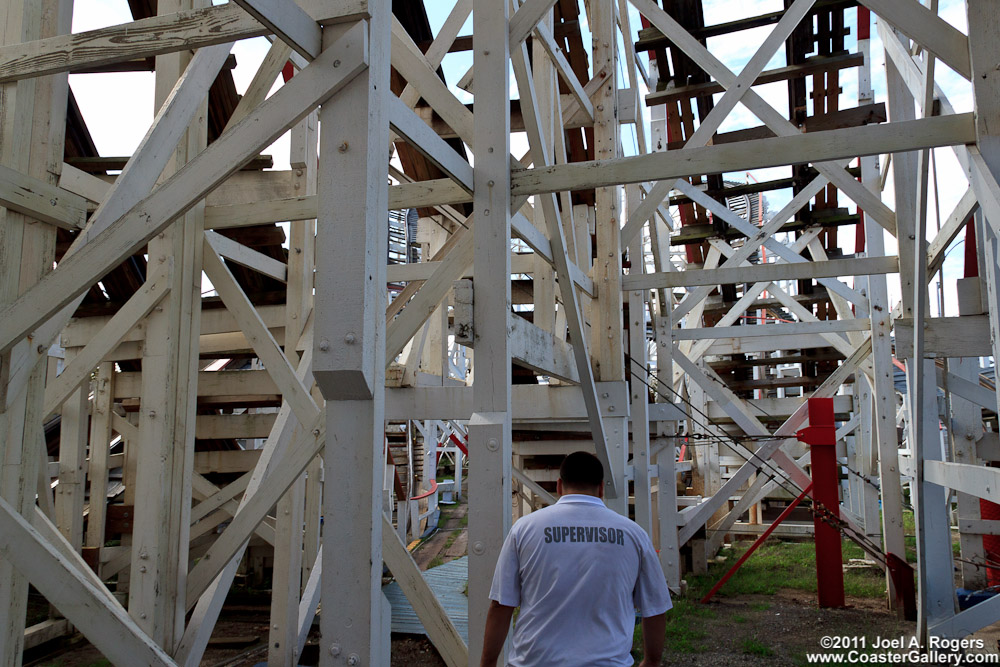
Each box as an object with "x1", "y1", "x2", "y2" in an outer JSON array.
[
  {"x1": 0, "y1": 4, "x2": 263, "y2": 83},
  {"x1": 626, "y1": 256, "x2": 898, "y2": 290},
  {"x1": 232, "y1": 0, "x2": 322, "y2": 61},
  {"x1": 0, "y1": 496, "x2": 174, "y2": 666},
  {"x1": 860, "y1": 0, "x2": 971, "y2": 80},
  {"x1": 388, "y1": 95, "x2": 473, "y2": 192},
  {"x1": 0, "y1": 24, "x2": 368, "y2": 356},
  {"x1": 511, "y1": 113, "x2": 975, "y2": 197},
  {"x1": 0, "y1": 163, "x2": 87, "y2": 229},
  {"x1": 204, "y1": 230, "x2": 288, "y2": 283},
  {"x1": 671, "y1": 319, "x2": 872, "y2": 341}
]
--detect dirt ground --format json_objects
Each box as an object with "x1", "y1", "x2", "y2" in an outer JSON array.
[{"x1": 661, "y1": 590, "x2": 913, "y2": 666}]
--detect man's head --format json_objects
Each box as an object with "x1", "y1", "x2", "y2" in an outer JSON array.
[{"x1": 556, "y1": 451, "x2": 605, "y2": 498}]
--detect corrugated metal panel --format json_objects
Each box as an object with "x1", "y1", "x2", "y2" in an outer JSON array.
[{"x1": 383, "y1": 556, "x2": 468, "y2": 642}]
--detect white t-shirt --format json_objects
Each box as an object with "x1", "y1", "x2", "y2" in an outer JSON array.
[{"x1": 489, "y1": 494, "x2": 672, "y2": 667}]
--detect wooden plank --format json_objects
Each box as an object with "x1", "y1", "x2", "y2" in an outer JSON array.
[
  {"x1": 23, "y1": 619, "x2": 71, "y2": 650},
  {"x1": 672, "y1": 319, "x2": 872, "y2": 341},
  {"x1": 645, "y1": 53, "x2": 865, "y2": 105},
  {"x1": 85, "y1": 363, "x2": 114, "y2": 550},
  {"x1": 511, "y1": 113, "x2": 974, "y2": 197},
  {"x1": 509, "y1": 0, "x2": 559, "y2": 46},
  {"x1": 508, "y1": 315, "x2": 579, "y2": 383},
  {"x1": 631, "y1": 0, "x2": 899, "y2": 233},
  {"x1": 1, "y1": 41, "x2": 233, "y2": 410},
  {"x1": 0, "y1": 3, "x2": 263, "y2": 83},
  {"x1": 231, "y1": 0, "x2": 321, "y2": 60},
  {"x1": 626, "y1": 256, "x2": 898, "y2": 290},
  {"x1": 0, "y1": 163, "x2": 87, "y2": 230},
  {"x1": 467, "y1": 0, "x2": 514, "y2": 661},
  {"x1": 0, "y1": 24, "x2": 369, "y2": 356},
  {"x1": 860, "y1": 0, "x2": 971, "y2": 80},
  {"x1": 204, "y1": 230, "x2": 287, "y2": 283},
  {"x1": 314, "y1": 10, "x2": 392, "y2": 663},
  {"x1": 388, "y1": 95, "x2": 473, "y2": 191},
  {"x1": 895, "y1": 316, "x2": 992, "y2": 359},
  {"x1": 382, "y1": 518, "x2": 467, "y2": 667},
  {"x1": 0, "y1": 496, "x2": 173, "y2": 666},
  {"x1": 43, "y1": 267, "x2": 169, "y2": 417}
]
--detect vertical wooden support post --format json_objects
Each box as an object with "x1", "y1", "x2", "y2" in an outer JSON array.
[
  {"x1": 532, "y1": 7, "x2": 556, "y2": 336},
  {"x1": 269, "y1": 477, "x2": 305, "y2": 666},
  {"x1": 797, "y1": 398, "x2": 844, "y2": 608},
  {"x1": 626, "y1": 185, "x2": 652, "y2": 534},
  {"x1": 288, "y1": 98, "x2": 319, "y2": 605},
  {"x1": 656, "y1": 435, "x2": 681, "y2": 590},
  {"x1": 0, "y1": 0, "x2": 72, "y2": 661},
  {"x1": 129, "y1": 2, "x2": 206, "y2": 646},
  {"x1": 591, "y1": 0, "x2": 627, "y2": 514},
  {"x1": 858, "y1": 15, "x2": 905, "y2": 595},
  {"x1": 881, "y1": 36, "x2": 922, "y2": 614},
  {"x1": 950, "y1": 357, "x2": 987, "y2": 589},
  {"x1": 55, "y1": 350, "x2": 88, "y2": 551},
  {"x1": 467, "y1": 0, "x2": 512, "y2": 664},
  {"x1": 302, "y1": 456, "x2": 322, "y2": 592},
  {"x1": 969, "y1": 0, "x2": 1000, "y2": 599},
  {"x1": 314, "y1": 8, "x2": 389, "y2": 665},
  {"x1": 901, "y1": 13, "x2": 955, "y2": 638},
  {"x1": 85, "y1": 363, "x2": 114, "y2": 553}
]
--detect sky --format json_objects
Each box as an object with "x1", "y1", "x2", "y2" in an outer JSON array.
[{"x1": 69, "y1": 0, "x2": 976, "y2": 316}]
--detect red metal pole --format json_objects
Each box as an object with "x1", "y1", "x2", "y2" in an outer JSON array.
[
  {"x1": 797, "y1": 397, "x2": 846, "y2": 608},
  {"x1": 701, "y1": 482, "x2": 814, "y2": 604}
]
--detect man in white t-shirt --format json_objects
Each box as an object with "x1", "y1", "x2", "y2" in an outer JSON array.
[{"x1": 479, "y1": 451, "x2": 672, "y2": 667}]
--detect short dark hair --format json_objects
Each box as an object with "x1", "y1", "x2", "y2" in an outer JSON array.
[{"x1": 559, "y1": 451, "x2": 604, "y2": 489}]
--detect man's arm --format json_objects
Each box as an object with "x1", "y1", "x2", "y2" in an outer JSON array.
[
  {"x1": 479, "y1": 600, "x2": 516, "y2": 667},
  {"x1": 638, "y1": 612, "x2": 666, "y2": 667}
]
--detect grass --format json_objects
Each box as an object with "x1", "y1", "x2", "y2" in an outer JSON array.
[
  {"x1": 428, "y1": 556, "x2": 444, "y2": 569},
  {"x1": 649, "y1": 536, "x2": 888, "y2": 658},
  {"x1": 682, "y1": 538, "x2": 886, "y2": 600},
  {"x1": 741, "y1": 637, "x2": 775, "y2": 657}
]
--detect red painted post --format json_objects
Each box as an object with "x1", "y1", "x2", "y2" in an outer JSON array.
[{"x1": 797, "y1": 397, "x2": 845, "y2": 608}]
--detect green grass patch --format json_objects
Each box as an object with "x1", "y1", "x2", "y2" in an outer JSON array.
[
  {"x1": 750, "y1": 602, "x2": 771, "y2": 611},
  {"x1": 428, "y1": 556, "x2": 444, "y2": 569},
  {"x1": 741, "y1": 637, "x2": 775, "y2": 657},
  {"x1": 682, "y1": 538, "x2": 885, "y2": 600},
  {"x1": 733, "y1": 614, "x2": 747, "y2": 623},
  {"x1": 661, "y1": 598, "x2": 712, "y2": 653}
]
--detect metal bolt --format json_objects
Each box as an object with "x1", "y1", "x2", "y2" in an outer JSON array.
[
  {"x1": 139, "y1": 550, "x2": 148, "y2": 560},
  {"x1": 484, "y1": 209, "x2": 490, "y2": 216},
  {"x1": 608, "y1": 405, "x2": 616, "y2": 412},
  {"x1": 487, "y1": 438, "x2": 499, "y2": 452},
  {"x1": 338, "y1": 142, "x2": 349, "y2": 153},
  {"x1": 348, "y1": 654, "x2": 360, "y2": 666},
  {"x1": 319, "y1": 340, "x2": 330, "y2": 351},
  {"x1": 330, "y1": 643, "x2": 342, "y2": 656},
  {"x1": 472, "y1": 541, "x2": 486, "y2": 555},
  {"x1": 333, "y1": 59, "x2": 341, "y2": 68},
  {"x1": 147, "y1": 410, "x2": 156, "y2": 418},
  {"x1": 345, "y1": 333, "x2": 356, "y2": 344},
  {"x1": 37, "y1": 344, "x2": 45, "y2": 354},
  {"x1": 139, "y1": 566, "x2": 147, "y2": 573},
  {"x1": 140, "y1": 613, "x2": 146, "y2": 619},
  {"x1": 488, "y1": 180, "x2": 495, "y2": 186},
  {"x1": 313, "y1": 428, "x2": 321, "y2": 436}
]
